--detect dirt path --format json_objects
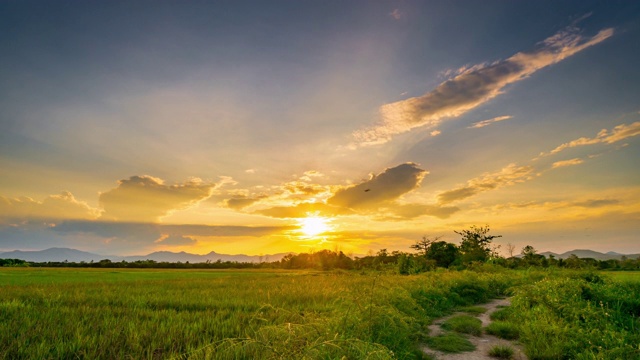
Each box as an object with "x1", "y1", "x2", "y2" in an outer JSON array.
[{"x1": 422, "y1": 298, "x2": 527, "y2": 360}]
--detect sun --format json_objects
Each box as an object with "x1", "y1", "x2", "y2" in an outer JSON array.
[{"x1": 298, "y1": 216, "x2": 331, "y2": 237}]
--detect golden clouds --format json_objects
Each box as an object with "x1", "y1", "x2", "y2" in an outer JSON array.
[
  {"x1": 353, "y1": 26, "x2": 613, "y2": 146},
  {"x1": 438, "y1": 164, "x2": 535, "y2": 204},
  {"x1": 542, "y1": 121, "x2": 640, "y2": 157},
  {"x1": 0, "y1": 191, "x2": 99, "y2": 223},
  {"x1": 99, "y1": 176, "x2": 218, "y2": 222}
]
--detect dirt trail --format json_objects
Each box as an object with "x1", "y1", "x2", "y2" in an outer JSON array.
[{"x1": 422, "y1": 298, "x2": 527, "y2": 360}]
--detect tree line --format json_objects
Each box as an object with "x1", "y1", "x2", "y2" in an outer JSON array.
[{"x1": 2, "y1": 225, "x2": 639, "y2": 271}]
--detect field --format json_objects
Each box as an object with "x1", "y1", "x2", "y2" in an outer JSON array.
[{"x1": 1, "y1": 268, "x2": 638, "y2": 359}]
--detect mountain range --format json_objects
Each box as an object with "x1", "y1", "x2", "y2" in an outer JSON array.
[
  {"x1": 538, "y1": 249, "x2": 640, "y2": 261},
  {"x1": 0, "y1": 247, "x2": 290, "y2": 263}
]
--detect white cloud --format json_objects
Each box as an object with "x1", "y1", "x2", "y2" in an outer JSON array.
[
  {"x1": 468, "y1": 115, "x2": 513, "y2": 129},
  {"x1": 353, "y1": 26, "x2": 613, "y2": 146}
]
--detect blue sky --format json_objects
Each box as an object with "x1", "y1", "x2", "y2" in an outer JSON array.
[{"x1": 1, "y1": 1, "x2": 639, "y2": 255}]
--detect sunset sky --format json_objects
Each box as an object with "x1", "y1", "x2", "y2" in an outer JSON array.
[{"x1": 1, "y1": 1, "x2": 639, "y2": 256}]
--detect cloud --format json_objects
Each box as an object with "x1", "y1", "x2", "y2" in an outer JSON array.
[
  {"x1": 438, "y1": 164, "x2": 535, "y2": 204},
  {"x1": 384, "y1": 203, "x2": 460, "y2": 220},
  {"x1": 328, "y1": 163, "x2": 428, "y2": 209},
  {"x1": 353, "y1": 26, "x2": 613, "y2": 146},
  {"x1": 255, "y1": 163, "x2": 445, "y2": 220},
  {"x1": 0, "y1": 191, "x2": 99, "y2": 223},
  {"x1": 225, "y1": 196, "x2": 264, "y2": 210},
  {"x1": 99, "y1": 176, "x2": 217, "y2": 222},
  {"x1": 154, "y1": 234, "x2": 197, "y2": 246},
  {"x1": 541, "y1": 121, "x2": 640, "y2": 157},
  {"x1": 50, "y1": 221, "x2": 294, "y2": 247},
  {"x1": 389, "y1": 9, "x2": 402, "y2": 20},
  {"x1": 256, "y1": 202, "x2": 351, "y2": 218},
  {"x1": 468, "y1": 115, "x2": 513, "y2": 129},
  {"x1": 430, "y1": 130, "x2": 442, "y2": 136},
  {"x1": 573, "y1": 199, "x2": 620, "y2": 208},
  {"x1": 552, "y1": 158, "x2": 584, "y2": 168}
]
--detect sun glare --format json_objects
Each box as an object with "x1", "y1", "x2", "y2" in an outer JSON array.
[{"x1": 298, "y1": 216, "x2": 330, "y2": 237}]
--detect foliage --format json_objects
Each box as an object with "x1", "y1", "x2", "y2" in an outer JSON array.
[
  {"x1": 497, "y1": 273, "x2": 640, "y2": 359},
  {"x1": 455, "y1": 225, "x2": 502, "y2": 264}
]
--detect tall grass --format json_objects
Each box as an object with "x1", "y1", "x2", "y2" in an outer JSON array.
[
  {"x1": 503, "y1": 271, "x2": 640, "y2": 359},
  {"x1": 0, "y1": 267, "x2": 533, "y2": 359}
]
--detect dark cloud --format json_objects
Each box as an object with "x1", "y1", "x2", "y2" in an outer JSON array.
[
  {"x1": 328, "y1": 163, "x2": 428, "y2": 209},
  {"x1": 225, "y1": 197, "x2": 263, "y2": 210},
  {"x1": 573, "y1": 199, "x2": 620, "y2": 208},
  {"x1": 99, "y1": 176, "x2": 217, "y2": 222}
]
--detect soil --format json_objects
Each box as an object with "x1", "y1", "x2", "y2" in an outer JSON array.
[{"x1": 422, "y1": 298, "x2": 528, "y2": 360}]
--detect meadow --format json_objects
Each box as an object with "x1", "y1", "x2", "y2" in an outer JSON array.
[{"x1": 0, "y1": 268, "x2": 638, "y2": 359}]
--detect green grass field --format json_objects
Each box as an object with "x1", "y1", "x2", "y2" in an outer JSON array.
[{"x1": 1, "y1": 268, "x2": 638, "y2": 359}]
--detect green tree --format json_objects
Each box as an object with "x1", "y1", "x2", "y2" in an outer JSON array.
[
  {"x1": 426, "y1": 241, "x2": 460, "y2": 268},
  {"x1": 455, "y1": 225, "x2": 501, "y2": 264}
]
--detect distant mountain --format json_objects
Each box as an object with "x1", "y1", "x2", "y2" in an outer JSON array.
[
  {"x1": 539, "y1": 249, "x2": 640, "y2": 261},
  {"x1": 0, "y1": 248, "x2": 289, "y2": 263}
]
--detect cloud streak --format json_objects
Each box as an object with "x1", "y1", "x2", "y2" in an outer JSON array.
[
  {"x1": 540, "y1": 121, "x2": 640, "y2": 157},
  {"x1": 438, "y1": 164, "x2": 535, "y2": 204},
  {"x1": 468, "y1": 115, "x2": 513, "y2": 129},
  {"x1": 353, "y1": 26, "x2": 613, "y2": 145}
]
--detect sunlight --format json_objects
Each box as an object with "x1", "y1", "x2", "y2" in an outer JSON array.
[{"x1": 298, "y1": 216, "x2": 331, "y2": 237}]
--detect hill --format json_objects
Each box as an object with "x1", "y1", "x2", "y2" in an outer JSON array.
[
  {"x1": 0, "y1": 248, "x2": 289, "y2": 263},
  {"x1": 539, "y1": 249, "x2": 640, "y2": 260}
]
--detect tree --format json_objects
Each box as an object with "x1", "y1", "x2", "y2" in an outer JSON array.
[
  {"x1": 411, "y1": 235, "x2": 442, "y2": 256},
  {"x1": 425, "y1": 241, "x2": 460, "y2": 268},
  {"x1": 506, "y1": 243, "x2": 516, "y2": 258},
  {"x1": 455, "y1": 225, "x2": 502, "y2": 264}
]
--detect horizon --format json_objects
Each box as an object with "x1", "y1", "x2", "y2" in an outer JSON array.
[{"x1": 1, "y1": 1, "x2": 639, "y2": 256}]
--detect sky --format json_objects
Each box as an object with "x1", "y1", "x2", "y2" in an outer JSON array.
[{"x1": 1, "y1": 0, "x2": 639, "y2": 256}]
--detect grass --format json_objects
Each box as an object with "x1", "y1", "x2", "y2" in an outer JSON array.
[
  {"x1": 489, "y1": 306, "x2": 512, "y2": 321},
  {"x1": 4, "y1": 267, "x2": 635, "y2": 359},
  {"x1": 425, "y1": 333, "x2": 475, "y2": 353},
  {"x1": 488, "y1": 345, "x2": 514, "y2": 359},
  {"x1": 0, "y1": 267, "x2": 533, "y2": 359},
  {"x1": 485, "y1": 321, "x2": 519, "y2": 340},
  {"x1": 457, "y1": 305, "x2": 487, "y2": 314},
  {"x1": 441, "y1": 315, "x2": 483, "y2": 336}
]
